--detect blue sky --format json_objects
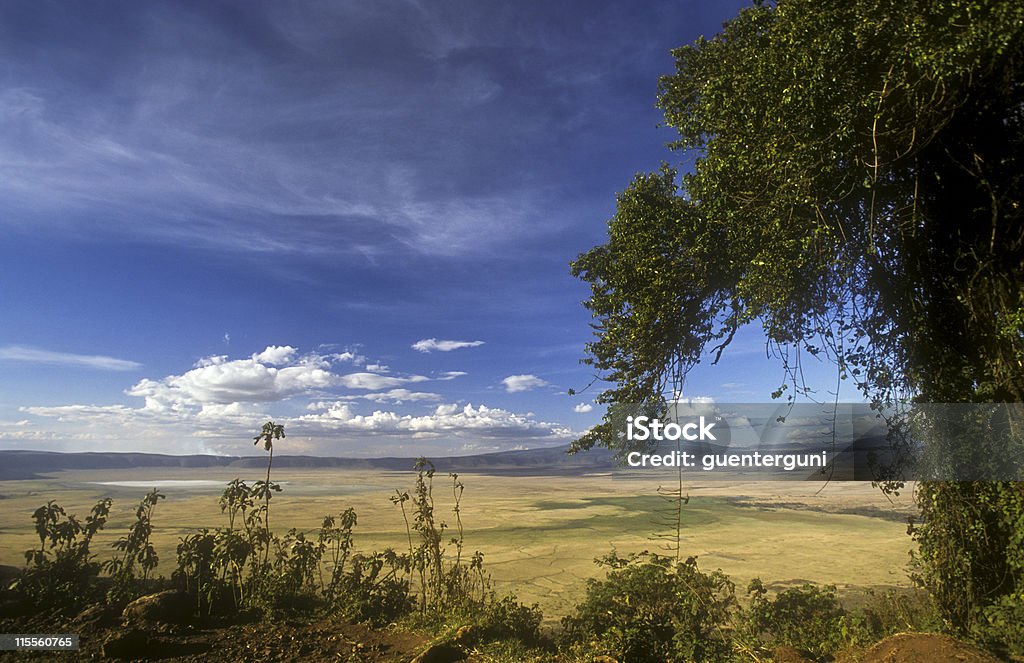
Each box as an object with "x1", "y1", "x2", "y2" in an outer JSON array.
[{"x1": 0, "y1": 1, "x2": 853, "y2": 457}]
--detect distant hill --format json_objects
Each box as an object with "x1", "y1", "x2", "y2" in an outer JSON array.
[
  {"x1": 0, "y1": 445, "x2": 620, "y2": 481},
  {"x1": 0, "y1": 433, "x2": 896, "y2": 481}
]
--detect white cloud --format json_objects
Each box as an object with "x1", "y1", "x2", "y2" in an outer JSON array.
[
  {"x1": 298, "y1": 402, "x2": 571, "y2": 440},
  {"x1": 502, "y1": 374, "x2": 547, "y2": 393},
  {"x1": 437, "y1": 371, "x2": 467, "y2": 380},
  {"x1": 412, "y1": 338, "x2": 485, "y2": 353},
  {"x1": 573, "y1": 403, "x2": 593, "y2": 413},
  {"x1": 116, "y1": 346, "x2": 432, "y2": 410},
  {"x1": 14, "y1": 344, "x2": 575, "y2": 456},
  {"x1": 0, "y1": 345, "x2": 141, "y2": 371},
  {"x1": 361, "y1": 389, "x2": 441, "y2": 404},
  {"x1": 330, "y1": 351, "x2": 364, "y2": 364},
  {"x1": 337, "y1": 372, "x2": 429, "y2": 390},
  {"x1": 0, "y1": 84, "x2": 545, "y2": 259},
  {"x1": 365, "y1": 363, "x2": 389, "y2": 372},
  {"x1": 672, "y1": 396, "x2": 716, "y2": 404},
  {"x1": 253, "y1": 345, "x2": 297, "y2": 365},
  {"x1": 127, "y1": 352, "x2": 336, "y2": 407}
]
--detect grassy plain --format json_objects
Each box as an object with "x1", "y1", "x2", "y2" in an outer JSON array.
[{"x1": 0, "y1": 467, "x2": 918, "y2": 619}]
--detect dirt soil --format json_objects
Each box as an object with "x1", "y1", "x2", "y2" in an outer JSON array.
[
  {"x1": 0, "y1": 611, "x2": 437, "y2": 662},
  {"x1": 1, "y1": 606, "x2": 1010, "y2": 663},
  {"x1": 839, "y1": 632, "x2": 1006, "y2": 663}
]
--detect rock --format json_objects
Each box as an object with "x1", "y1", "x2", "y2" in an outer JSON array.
[
  {"x1": 121, "y1": 589, "x2": 192, "y2": 626},
  {"x1": 75, "y1": 603, "x2": 119, "y2": 629},
  {"x1": 409, "y1": 641, "x2": 467, "y2": 663},
  {"x1": 771, "y1": 646, "x2": 816, "y2": 662},
  {"x1": 102, "y1": 629, "x2": 150, "y2": 659}
]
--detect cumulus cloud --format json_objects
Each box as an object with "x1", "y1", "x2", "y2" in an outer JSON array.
[
  {"x1": 121, "y1": 346, "x2": 426, "y2": 411},
  {"x1": 127, "y1": 352, "x2": 335, "y2": 408},
  {"x1": 412, "y1": 338, "x2": 485, "y2": 353},
  {"x1": 0, "y1": 345, "x2": 141, "y2": 371},
  {"x1": 298, "y1": 402, "x2": 571, "y2": 440},
  {"x1": 253, "y1": 345, "x2": 297, "y2": 365},
  {"x1": 502, "y1": 374, "x2": 547, "y2": 393},
  {"x1": 15, "y1": 344, "x2": 573, "y2": 456},
  {"x1": 573, "y1": 403, "x2": 593, "y2": 413}
]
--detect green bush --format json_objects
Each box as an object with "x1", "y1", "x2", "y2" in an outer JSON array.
[
  {"x1": 13, "y1": 498, "x2": 111, "y2": 613},
  {"x1": 561, "y1": 551, "x2": 734, "y2": 663},
  {"x1": 392, "y1": 462, "x2": 491, "y2": 614},
  {"x1": 475, "y1": 595, "x2": 544, "y2": 647},
  {"x1": 742, "y1": 580, "x2": 850, "y2": 658},
  {"x1": 911, "y1": 480, "x2": 1024, "y2": 655},
  {"x1": 104, "y1": 489, "x2": 164, "y2": 606},
  {"x1": 978, "y1": 593, "x2": 1024, "y2": 657},
  {"x1": 333, "y1": 550, "x2": 414, "y2": 626},
  {"x1": 857, "y1": 588, "x2": 943, "y2": 638}
]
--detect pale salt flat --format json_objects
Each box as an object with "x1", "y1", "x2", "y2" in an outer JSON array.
[{"x1": 90, "y1": 480, "x2": 236, "y2": 488}]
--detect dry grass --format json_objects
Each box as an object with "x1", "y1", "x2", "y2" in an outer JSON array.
[{"x1": 0, "y1": 467, "x2": 918, "y2": 619}]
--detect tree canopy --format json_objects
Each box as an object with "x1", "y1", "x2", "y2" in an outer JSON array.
[
  {"x1": 571, "y1": 0, "x2": 1024, "y2": 645},
  {"x1": 572, "y1": 0, "x2": 1024, "y2": 453}
]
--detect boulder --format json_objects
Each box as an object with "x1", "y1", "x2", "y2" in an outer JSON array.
[
  {"x1": 121, "y1": 590, "x2": 191, "y2": 626},
  {"x1": 75, "y1": 603, "x2": 119, "y2": 629}
]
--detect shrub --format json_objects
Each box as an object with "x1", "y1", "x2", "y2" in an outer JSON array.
[
  {"x1": 104, "y1": 489, "x2": 164, "y2": 605},
  {"x1": 977, "y1": 593, "x2": 1024, "y2": 657},
  {"x1": 475, "y1": 595, "x2": 544, "y2": 647},
  {"x1": 742, "y1": 580, "x2": 850, "y2": 658},
  {"x1": 13, "y1": 498, "x2": 111, "y2": 612},
  {"x1": 334, "y1": 550, "x2": 414, "y2": 626},
  {"x1": 392, "y1": 461, "x2": 490, "y2": 614},
  {"x1": 856, "y1": 588, "x2": 943, "y2": 638},
  {"x1": 174, "y1": 529, "x2": 219, "y2": 615},
  {"x1": 911, "y1": 480, "x2": 1024, "y2": 655},
  {"x1": 561, "y1": 551, "x2": 734, "y2": 663}
]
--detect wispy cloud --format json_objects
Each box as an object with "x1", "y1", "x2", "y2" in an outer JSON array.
[
  {"x1": 336, "y1": 372, "x2": 429, "y2": 390},
  {"x1": 0, "y1": 1, "x2": 708, "y2": 260},
  {"x1": 502, "y1": 374, "x2": 547, "y2": 393},
  {"x1": 360, "y1": 389, "x2": 442, "y2": 404},
  {"x1": 412, "y1": 338, "x2": 485, "y2": 353},
  {"x1": 0, "y1": 345, "x2": 141, "y2": 371}
]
